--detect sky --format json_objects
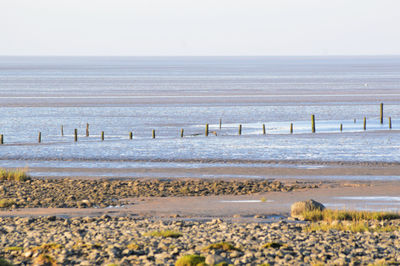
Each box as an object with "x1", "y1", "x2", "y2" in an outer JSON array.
[{"x1": 1, "y1": 0, "x2": 400, "y2": 56}]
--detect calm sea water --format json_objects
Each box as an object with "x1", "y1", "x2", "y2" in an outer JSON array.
[{"x1": 1, "y1": 56, "x2": 400, "y2": 179}]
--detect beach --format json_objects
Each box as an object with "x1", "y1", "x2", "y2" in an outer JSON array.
[{"x1": 1, "y1": 56, "x2": 400, "y2": 265}]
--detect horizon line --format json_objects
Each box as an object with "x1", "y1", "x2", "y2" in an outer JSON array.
[{"x1": 1, "y1": 54, "x2": 400, "y2": 57}]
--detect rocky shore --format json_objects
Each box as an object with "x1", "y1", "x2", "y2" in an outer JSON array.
[
  {"x1": 1, "y1": 216, "x2": 399, "y2": 265},
  {"x1": 0, "y1": 178, "x2": 317, "y2": 209}
]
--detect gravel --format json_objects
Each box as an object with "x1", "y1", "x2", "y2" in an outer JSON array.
[
  {"x1": 1, "y1": 216, "x2": 399, "y2": 265},
  {"x1": 0, "y1": 178, "x2": 317, "y2": 209}
]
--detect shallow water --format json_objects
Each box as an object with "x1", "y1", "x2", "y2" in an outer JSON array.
[
  {"x1": 326, "y1": 196, "x2": 400, "y2": 212},
  {"x1": 1, "y1": 56, "x2": 400, "y2": 179}
]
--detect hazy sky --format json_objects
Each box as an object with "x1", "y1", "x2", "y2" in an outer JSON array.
[{"x1": 1, "y1": 0, "x2": 400, "y2": 56}]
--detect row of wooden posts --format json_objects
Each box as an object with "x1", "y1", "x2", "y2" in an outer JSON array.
[{"x1": 0, "y1": 103, "x2": 393, "y2": 144}]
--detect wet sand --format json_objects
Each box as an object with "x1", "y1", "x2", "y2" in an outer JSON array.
[
  {"x1": 1, "y1": 89, "x2": 400, "y2": 107},
  {"x1": 1, "y1": 179, "x2": 399, "y2": 219},
  {"x1": 20, "y1": 160, "x2": 400, "y2": 180}
]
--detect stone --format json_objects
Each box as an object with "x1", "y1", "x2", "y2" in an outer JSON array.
[
  {"x1": 290, "y1": 199, "x2": 325, "y2": 219},
  {"x1": 205, "y1": 254, "x2": 230, "y2": 265}
]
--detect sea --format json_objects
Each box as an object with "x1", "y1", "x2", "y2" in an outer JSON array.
[{"x1": 1, "y1": 56, "x2": 400, "y2": 179}]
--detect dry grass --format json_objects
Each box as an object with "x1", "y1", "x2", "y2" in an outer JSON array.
[
  {"x1": 0, "y1": 258, "x2": 14, "y2": 266},
  {"x1": 175, "y1": 254, "x2": 206, "y2": 266},
  {"x1": 4, "y1": 246, "x2": 23, "y2": 252},
  {"x1": 260, "y1": 197, "x2": 267, "y2": 203},
  {"x1": 305, "y1": 221, "x2": 398, "y2": 233},
  {"x1": 203, "y1": 241, "x2": 242, "y2": 252},
  {"x1": 145, "y1": 230, "x2": 182, "y2": 238},
  {"x1": 0, "y1": 168, "x2": 30, "y2": 182},
  {"x1": 30, "y1": 243, "x2": 63, "y2": 252},
  {"x1": 302, "y1": 209, "x2": 400, "y2": 222}
]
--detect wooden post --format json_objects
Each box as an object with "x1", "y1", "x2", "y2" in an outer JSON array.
[
  {"x1": 61, "y1": 125, "x2": 64, "y2": 136},
  {"x1": 363, "y1": 117, "x2": 366, "y2": 130},
  {"x1": 38, "y1": 132, "x2": 41, "y2": 143},
  {"x1": 129, "y1": 132, "x2": 133, "y2": 139},
  {"x1": 0, "y1": 134, "x2": 3, "y2": 144},
  {"x1": 262, "y1": 124, "x2": 266, "y2": 135},
  {"x1": 205, "y1": 124, "x2": 209, "y2": 137},
  {"x1": 219, "y1": 119, "x2": 222, "y2": 130},
  {"x1": 74, "y1": 129, "x2": 78, "y2": 142},
  {"x1": 380, "y1": 103, "x2": 384, "y2": 124},
  {"x1": 238, "y1": 124, "x2": 242, "y2": 135},
  {"x1": 101, "y1": 131, "x2": 104, "y2": 141},
  {"x1": 354, "y1": 118, "x2": 356, "y2": 123},
  {"x1": 389, "y1": 117, "x2": 392, "y2": 129},
  {"x1": 340, "y1": 124, "x2": 343, "y2": 132},
  {"x1": 152, "y1": 129, "x2": 156, "y2": 139},
  {"x1": 86, "y1": 123, "x2": 89, "y2": 137},
  {"x1": 290, "y1": 123, "x2": 293, "y2": 134},
  {"x1": 180, "y1": 128, "x2": 184, "y2": 138},
  {"x1": 311, "y1": 115, "x2": 315, "y2": 133}
]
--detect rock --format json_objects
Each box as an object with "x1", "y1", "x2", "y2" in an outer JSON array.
[
  {"x1": 290, "y1": 199, "x2": 325, "y2": 219},
  {"x1": 205, "y1": 254, "x2": 230, "y2": 265}
]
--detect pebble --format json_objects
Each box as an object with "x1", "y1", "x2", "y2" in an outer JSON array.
[{"x1": 0, "y1": 216, "x2": 399, "y2": 265}]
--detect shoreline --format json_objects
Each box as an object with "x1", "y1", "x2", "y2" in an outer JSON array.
[{"x1": 1, "y1": 177, "x2": 399, "y2": 218}]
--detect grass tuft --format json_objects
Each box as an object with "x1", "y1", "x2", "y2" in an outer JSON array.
[
  {"x1": 305, "y1": 221, "x2": 398, "y2": 233},
  {"x1": 261, "y1": 242, "x2": 287, "y2": 249},
  {"x1": 302, "y1": 209, "x2": 400, "y2": 222},
  {"x1": 4, "y1": 246, "x2": 23, "y2": 252},
  {"x1": 146, "y1": 230, "x2": 182, "y2": 238},
  {"x1": 175, "y1": 254, "x2": 206, "y2": 266},
  {"x1": 260, "y1": 197, "x2": 267, "y2": 203},
  {"x1": 31, "y1": 243, "x2": 63, "y2": 252},
  {"x1": 0, "y1": 199, "x2": 16, "y2": 208},
  {"x1": 0, "y1": 258, "x2": 14, "y2": 266},
  {"x1": 203, "y1": 241, "x2": 242, "y2": 252},
  {"x1": 0, "y1": 168, "x2": 30, "y2": 182}
]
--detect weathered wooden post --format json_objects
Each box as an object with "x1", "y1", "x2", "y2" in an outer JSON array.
[
  {"x1": 311, "y1": 115, "x2": 316, "y2": 133},
  {"x1": 290, "y1": 123, "x2": 293, "y2": 134},
  {"x1": 0, "y1": 134, "x2": 3, "y2": 144},
  {"x1": 389, "y1": 117, "x2": 392, "y2": 129},
  {"x1": 86, "y1": 123, "x2": 89, "y2": 137},
  {"x1": 101, "y1": 131, "x2": 104, "y2": 141},
  {"x1": 129, "y1": 132, "x2": 133, "y2": 139},
  {"x1": 205, "y1": 124, "x2": 209, "y2": 137},
  {"x1": 61, "y1": 125, "x2": 64, "y2": 136},
  {"x1": 180, "y1": 128, "x2": 184, "y2": 138},
  {"x1": 152, "y1": 129, "x2": 156, "y2": 139},
  {"x1": 219, "y1": 119, "x2": 222, "y2": 130},
  {"x1": 238, "y1": 124, "x2": 242, "y2": 135},
  {"x1": 262, "y1": 124, "x2": 266, "y2": 135},
  {"x1": 363, "y1": 117, "x2": 367, "y2": 130},
  {"x1": 74, "y1": 129, "x2": 78, "y2": 142},
  {"x1": 38, "y1": 132, "x2": 41, "y2": 143},
  {"x1": 380, "y1": 103, "x2": 384, "y2": 124},
  {"x1": 340, "y1": 124, "x2": 343, "y2": 132}
]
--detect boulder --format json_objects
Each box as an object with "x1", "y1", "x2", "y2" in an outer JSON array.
[
  {"x1": 205, "y1": 254, "x2": 231, "y2": 265},
  {"x1": 290, "y1": 199, "x2": 325, "y2": 219}
]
